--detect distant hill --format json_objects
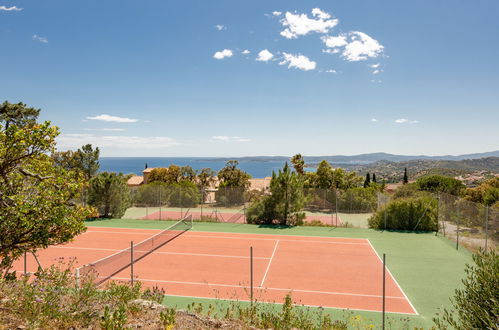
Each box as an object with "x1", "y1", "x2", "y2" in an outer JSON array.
[{"x1": 208, "y1": 150, "x2": 499, "y2": 164}]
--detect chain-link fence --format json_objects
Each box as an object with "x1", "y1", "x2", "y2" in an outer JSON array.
[
  {"x1": 122, "y1": 185, "x2": 382, "y2": 227},
  {"x1": 437, "y1": 192, "x2": 498, "y2": 251}
]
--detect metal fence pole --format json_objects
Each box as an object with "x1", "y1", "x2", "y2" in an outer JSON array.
[
  {"x1": 75, "y1": 268, "x2": 80, "y2": 289},
  {"x1": 435, "y1": 194, "x2": 439, "y2": 236},
  {"x1": 456, "y1": 208, "x2": 460, "y2": 250},
  {"x1": 250, "y1": 246, "x2": 253, "y2": 305},
  {"x1": 130, "y1": 241, "x2": 134, "y2": 285},
  {"x1": 382, "y1": 253, "x2": 386, "y2": 330},
  {"x1": 23, "y1": 252, "x2": 27, "y2": 275},
  {"x1": 484, "y1": 205, "x2": 489, "y2": 252},
  {"x1": 159, "y1": 188, "x2": 162, "y2": 220},
  {"x1": 335, "y1": 190, "x2": 338, "y2": 227}
]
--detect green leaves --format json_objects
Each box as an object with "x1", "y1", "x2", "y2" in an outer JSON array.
[
  {"x1": 434, "y1": 249, "x2": 499, "y2": 329},
  {"x1": 87, "y1": 172, "x2": 131, "y2": 218},
  {"x1": 0, "y1": 122, "x2": 92, "y2": 277}
]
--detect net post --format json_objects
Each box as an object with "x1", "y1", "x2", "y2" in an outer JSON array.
[
  {"x1": 23, "y1": 252, "x2": 27, "y2": 276},
  {"x1": 382, "y1": 253, "x2": 386, "y2": 330},
  {"x1": 130, "y1": 241, "x2": 134, "y2": 285},
  {"x1": 250, "y1": 246, "x2": 253, "y2": 306},
  {"x1": 75, "y1": 268, "x2": 80, "y2": 289}
]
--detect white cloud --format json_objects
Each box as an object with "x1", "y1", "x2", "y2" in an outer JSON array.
[
  {"x1": 373, "y1": 69, "x2": 380, "y2": 74},
  {"x1": 343, "y1": 31, "x2": 384, "y2": 61},
  {"x1": 322, "y1": 48, "x2": 340, "y2": 54},
  {"x1": 325, "y1": 69, "x2": 337, "y2": 74},
  {"x1": 311, "y1": 8, "x2": 331, "y2": 20},
  {"x1": 57, "y1": 134, "x2": 179, "y2": 150},
  {"x1": 84, "y1": 128, "x2": 126, "y2": 132},
  {"x1": 242, "y1": 49, "x2": 250, "y2": 55},
  {"x1": 213, "y1": 49, "x2": 233, "y2": 59},
  {"x1": 369, "y1": 63, "x2": 380, "y2": 68},
  {"x1": 279, "y1": 53, "x2": 316, "y2": 71},
  {"x1": 272, "y1": 11, "x2": 282, "y2": 16},
  {"x1": 279, "y1": 8, "x2": 338, "y2": 39},
  {"x1": 395, "y1": 119, "x2": 419, "y2": 124},
  {"x1": 215, "y1": 24, "x2": 226, "y2": 31},
  {"x1": 371, "y1": 118, "x2": 378, "y2": 122},
  {"x1": 32, "y1": 34, "x2": 48, "y2": 43},
  {"x1": 321, "y1": 35, "x2": 347, "y2": 48},
  {"x1": 0, "y1": 5, "x2": 22, "y2": 11},
  {"x1": 211, "y1": 136, "x2": 251, "y2": 142},
  {"x1": 256, "y1": 49, "x2": 274, "y2": 62},
  {"x1": 86, "y1": 114, "x2": 138, "y2": 123}
]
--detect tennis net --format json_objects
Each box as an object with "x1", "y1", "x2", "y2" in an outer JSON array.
[{"x1": 79, "y1": 215, "x2": 193, "y2": 285}]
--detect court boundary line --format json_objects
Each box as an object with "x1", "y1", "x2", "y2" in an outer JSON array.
[
  {"x1": 86, "y1": 229, "x2": 369, "y2": 246},
  {"x1": 260, "y1": 240, "x2": 279, "y2": 287},
  {"x1": 110, "y1": 277, "x2": 407, "y2": 300},
  {"x1": 162, "y1": 293, "x2": 418, "y2": 316},
  {"x1": 87, "y1": 226, "x2": 369, "y2": 241},
  {"x1": 366, "y1": 239, "x2": 419, "y2": 315},
  {"x1": 52, "y1": 246, "x2": 271, "y2": 260}
]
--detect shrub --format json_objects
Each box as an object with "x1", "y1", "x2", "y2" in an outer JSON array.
[
  {"x1": 167, "y1": 180, "x2": 201, "y2": 207},
  {"x1": 368, "y1": 196, "x2": 437, "y2": 231},
  {"x1": 434, "y1": 249, "x2": 499, "y2": 329},
  {"x1": 416, "y1": 175, "x2": 465, "y2": 196}
]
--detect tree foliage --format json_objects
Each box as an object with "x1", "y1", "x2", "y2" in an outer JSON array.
[
  {"x1": 148, "y1": 165, "x2": 182, "y2": 184},
  {"x1": 434, "y1": 249, "x2": 499, "y2": 330},
  {"x1": 53, "y1": 144, "x2": 100, "y2": 181},
  {"x1": 306, "y1": 161, "x2": 363, "y2": 190},
  {"x1": 368, "y1": 196, "x2": 437, "y2": 231},
  {"x1": 416, "y1": 175, "x2": 465, "y2": 196},
  {"x1": 0, "y1": 101, "x2": 40, "y2": 129},
  {"x1": 290, "y1": 153, "x2": 305, "y2": 175},
  {"x1": 216, "y1": 160, "x2": 250, "y2": 205},
  {"x1": 0, "y1": 121, "x2": 91, "y2": 277},
  {"x1": 464, "y1": 177, "x2": 499, "y2": 206},
  {"x1": 403, "y1": 167, "x2": 409, "y2": 184},
  {"x1": 87, "y1": 172, "x2": 131, "y2": 218},
  {"x1": 246, "y1": 163, "x2": 306, "y2": 226}
]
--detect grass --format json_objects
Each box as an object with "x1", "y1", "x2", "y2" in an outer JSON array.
[{"x1": 84, "y1": 218, "x2": 472, "y2": 329}]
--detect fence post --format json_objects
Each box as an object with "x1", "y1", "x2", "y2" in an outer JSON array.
[
  {"x1": 335, "y1": 190, "x2": 338, "y2": 227},
  {"x1": 484, "y1": 205, "x2": 489, "y2": 252},
  {"x1": 456, "y1": 207, "x2": 460, "y2": 250},
  {"x1": 250, "y1": 246, "x2": 253, "y2": 305},
  {"x1": 130, "y1": 241, "x2": 134, "y2": 285},
  {"x1": 435, "y1": 194, "x2": 439, "y2": 236},
  {"x1": 75, "y1": 268, "x2": 80, "y2": 289},
  {"x1": 159, "y1": 188, "x2": 162, "y2": 220},
  {"x1": 382, "y1": 253, "x2": 386, "y2": 330},
  {"x1": 23, "y1": 252, "x2": 27, "y2": 276}
]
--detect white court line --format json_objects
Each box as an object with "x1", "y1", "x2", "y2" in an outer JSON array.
[
  {"x1": 51, "y1": 246, "x2": 270, "y2": 260},
  {"x1": 110, "y1": 276, "x2": 406, "y2": 300},
  {"x1": 260, "y1": 240, "x2": 279, "y2": 287},
  {"x1": 366, "y1": 239, "x2": 419, "y2": 315},
  {"x1": 85, "y1": 230, "x2": 369, "y2": 246},
  {"x1": 87, "y1": 226, "x2": 370, "y2": 241},
  {"x1": 161, "y1": 293, "x2": 418, "y2": 316}
]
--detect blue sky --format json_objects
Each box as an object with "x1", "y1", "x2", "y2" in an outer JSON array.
[{"x1": 1, "y1": 0, "x2": 498, "y2": 157}]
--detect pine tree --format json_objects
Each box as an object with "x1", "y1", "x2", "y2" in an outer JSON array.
[
  {"x1": 372, "y1": 173, "x2": 377, "y2": 183},
  {"x1": 145, "y1": 163, "x2": 148, "y2": 169},
  {"x1": 364, "y1": 173, "x2": 371, "y2": 188},
  {"x1": 403, "y1": 168, "x2": 409, "y2": 184}
]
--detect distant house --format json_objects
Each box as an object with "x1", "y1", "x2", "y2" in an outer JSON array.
[{"x1": 126, "y1": 167, "x2": 155, "y2": 187}]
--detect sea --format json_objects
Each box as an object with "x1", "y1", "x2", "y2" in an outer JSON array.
[{"x1": 99, "y1": 157, "x2": 290, "y2": 179}]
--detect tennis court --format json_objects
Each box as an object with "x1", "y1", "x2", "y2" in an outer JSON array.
[
  {"x1": 13, "y1": 220, "x2": 416, "y2": 315},
  {"x1": 138, "y1": 209, "x2": 342, "y2": 226}
]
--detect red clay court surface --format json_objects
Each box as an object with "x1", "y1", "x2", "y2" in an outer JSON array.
[
  {"x1": 141, "y1": 210, "x2": 342, "y2": 226},
  {"x1": 14, "y1": 227, "x2": 417, "y2": 315}
]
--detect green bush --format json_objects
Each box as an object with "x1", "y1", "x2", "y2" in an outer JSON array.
[
  {"x1": 133, "y1": 182, "x2": 169, "y2": 206},
  {"x1": 368, "y1": 196, "x2": 437, "y2": 231},
  {"x1": 434, "y1": 249, "x2": 499, "y2": 329},
  {"x1": 416, "y1": 175, "x2": 465, "y2": 196},
  {"x1": 166, "y1": 180, "x2": 201, "y2": 207}
]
